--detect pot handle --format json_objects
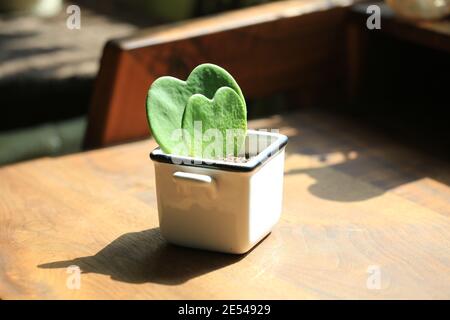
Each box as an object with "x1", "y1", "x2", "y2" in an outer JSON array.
[{"x1": 173, "y1": 171, "x2": 213, "y2": 184}]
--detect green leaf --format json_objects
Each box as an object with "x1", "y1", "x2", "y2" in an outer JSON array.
[
  {"x1": 146, "y1": 63, "x2": 245, "y2": 154},
  {"x1": 182, "y1": 87, "x2": 247, "y2": 158}
]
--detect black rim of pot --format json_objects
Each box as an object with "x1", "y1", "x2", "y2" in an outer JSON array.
[{"x1": 149, "y1": 131, "x2": 288, "y2": 172}]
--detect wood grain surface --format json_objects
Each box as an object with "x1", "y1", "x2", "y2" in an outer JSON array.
[{"x1": 1, "y1": 110, "x2": 450, "y2": 299}]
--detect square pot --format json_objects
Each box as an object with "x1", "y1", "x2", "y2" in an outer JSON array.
[{"x1": 150, "y1": 130, "x2": 288, "y2": 254}]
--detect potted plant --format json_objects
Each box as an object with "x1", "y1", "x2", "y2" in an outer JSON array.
[{"x1": 146, "y1": 63, "x2": 288, "y2": 254}]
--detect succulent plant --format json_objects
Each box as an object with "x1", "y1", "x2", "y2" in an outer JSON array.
[{"x1": 146, "y1": 63, "x2": 247, "y2": 158}]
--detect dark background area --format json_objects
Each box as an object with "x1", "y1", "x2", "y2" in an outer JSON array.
[{"x1": 339, "y1": 31, "x2": 450, "y2": 158}]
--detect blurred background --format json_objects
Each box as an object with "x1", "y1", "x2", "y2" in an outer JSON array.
[
  {"x1": 0, "y1": 0, "x2": 283, "y2": 165},
  {"x1": 0, "y1": 0, "x2": 449, "y2": 166}
]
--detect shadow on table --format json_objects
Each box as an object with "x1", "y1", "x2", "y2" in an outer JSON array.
[
  {"x1": 38, "y1": 228, "x2": 245, "y2": 285},
  {"x1": 283, "y1": 159, "x2": 388, "y2": 202},
  {"x1": 250, "y1": 110, "x2": 450, "y2": 203}
]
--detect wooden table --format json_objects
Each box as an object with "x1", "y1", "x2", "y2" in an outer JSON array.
[{"x1": 1, "y1": 111, "x2": 450, "y2": 299}]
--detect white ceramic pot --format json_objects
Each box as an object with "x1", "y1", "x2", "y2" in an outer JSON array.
[{"x1": 150, "y1": 130, "x2": 288, "y2": 254}]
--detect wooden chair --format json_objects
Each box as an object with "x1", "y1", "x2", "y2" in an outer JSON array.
[{"x1": 83, "y1": 0, "x2": 355, "y2": 149}]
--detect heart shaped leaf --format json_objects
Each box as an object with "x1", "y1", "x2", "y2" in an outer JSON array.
[
  {"x1": 182, "y1": 87, "x2": 247, "y2": 158},
  {"x1": 146, "y1": 64, "x2": 245, "y2": 154}
]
